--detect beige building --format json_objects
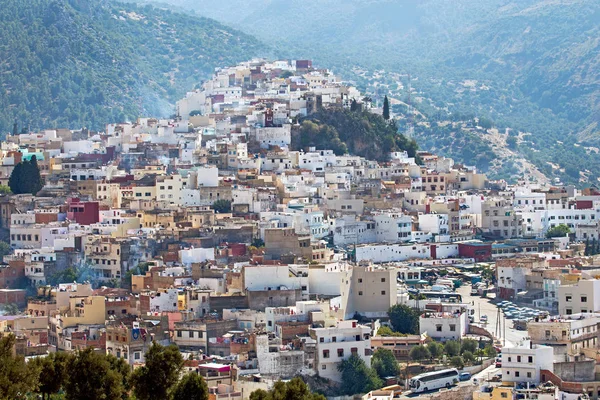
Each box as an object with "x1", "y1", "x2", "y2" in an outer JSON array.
[
  {"x1": 340, "y1": 266, "x2": 396, "y2": 319},
  {"x1": 528, "y1": 313, "x2": 600, "y2": 356},
  {"x1": 558, "y1": 279, "x2": 600, "y2": 315}
]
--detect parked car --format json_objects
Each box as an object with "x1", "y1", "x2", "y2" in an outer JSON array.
[
  {"x1": 459, "y1": 372, "x2": 472, "y2": 381},
  {"x1": 495, "y1": 357, "x2": 502, "y2": 368},
  {"x1": 480, "y1": 315, "x2": 488, "y2": 323}
]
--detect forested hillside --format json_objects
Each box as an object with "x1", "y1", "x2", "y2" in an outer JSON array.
[
  {"x1": 0, "y1": 0, "x2": 264, "y2": 133},
  {"x1": 293, "y1": 108, "x2": 420, "y2": 163},
  {"x1": 147, "y1": 0, "x2": 600, "y2": 184}
]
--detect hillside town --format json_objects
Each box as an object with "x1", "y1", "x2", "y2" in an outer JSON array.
[{"x1": 2, "y1": 59, "x2": 600, "y2": 399}]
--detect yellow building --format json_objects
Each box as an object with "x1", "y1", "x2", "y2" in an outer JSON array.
[{"x1": 473, "y1": 386, "x2": 514, "y2": 400}]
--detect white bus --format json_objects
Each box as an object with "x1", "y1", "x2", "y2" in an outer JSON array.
[{"x1": 409, "y1": 368, "x2": 459, "y2": 393}]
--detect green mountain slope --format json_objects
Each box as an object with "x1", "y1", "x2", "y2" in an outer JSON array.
[
  {"x1": 148, "y1": 0, "x2": 600, "y2": 184},
  {"x1": 0, "y1": 0, "x2": 265, "y2": 133}
]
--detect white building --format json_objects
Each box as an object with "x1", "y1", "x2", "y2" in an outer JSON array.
[
  {"x1": 501, "y1": 341, "x2": 554, "y2": 385},
  {"x1": 419, "y1": 305, "x2": 469, "y2": 341},
  {"x1": 311, "y1": 320, "x2": 372, "y2": 382}
]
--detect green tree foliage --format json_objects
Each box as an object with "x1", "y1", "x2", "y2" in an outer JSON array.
[
  {"x1": 47, "y1": 267, "x2": 79, "y2": 287},
  {"x1": 388, "y1": 304, "x2": 419, "y2": 334},
  {"x1": 0, "y1": 185, "x2": 11, "y2": 195},
  {"x1": 0, "y1": 335, "x2": 39, "y2": 399},
  {"x1": 131, "y1": 342, "x2": 184, "y2": 400},
  {"x1": 444, "y1": 340, "x2": 460, "y2": 357},
  {"x1": 462, "y1": 351, "x2": 475, "y2": 364},
  {"x1": 338, "y1": 353, "x2": 383, "y2": 395},
  {"x1": 294, "y1": 108, "x2": 419, "y2": 162},
  {"x1": 249, "y1": 377, "x2": 325, "y2": 400},
  {"x1": 64, "y1": 348, "x2": 126, "y2": 400},
  {"x1": 409, "y1": 345, "x2": 430, "y2": 362},
  {"x1": 123, "y1": 262, "x2": 152, "y2": 291},
  {"x1": 383, "y1": 95, "x2": 390, "y2": 120},
  {"x1": 1, "y1": 303, "x2": 20, "y2": 315},
  {"x1": 30, "y1": 351, "x2": 71, "y2": 400},
  {"x1": 212, "y1": 199, "x2": 232, "y2": 213},
  {"x1": 449, "y1": 356, "x2": 464, "y2": 369},
  {"x1": 8, "y1": 156, "x2": 43, "y2": 195},
  {"x1": 426, "y1": 341, "x2": 444, "y2": 359},
  {"x1": 171, "y1": 372, "x2": 209, "y2": 400},
  {"x1": 0, "y1": 0, "x2": 264, "y2": 133},
  {"x1": 372, "y1": 348, "x2": 399, "y2": 378},
  {"x1": 546, "y1": 224, "x2": 571, "y2": 238},
  {"x1": 0, "y1": 241, "x2": 11, "y2": 259},
  {"x1": 483, "y1": 344, "x2": 497, "y2": 358},
  {"x1": 350, "y1": 99, "x2": 359, "y2": 112},
  {"x1": 376, "y1": 326, "x2": 406, "y2": 336},
  {"x1": 460, "y1": 339, "x2": 478, "y2": 355}
]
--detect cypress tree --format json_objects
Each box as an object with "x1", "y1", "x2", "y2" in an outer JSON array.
[
  {"x1": 350, "y1": 99, "x2": 359, "y2": 112},
  {"x1": 8, "y1": 163, "x2": 24, "y2": 194},
  {"x1": 12, "y1": 122, "x2": 17, "y2": 136},
  {"x1": 29, "y1": 155, "x2": 43, "y2": 194},
  {"x1": 383, "y1": 95, "x2": 390, "y2": 120}
]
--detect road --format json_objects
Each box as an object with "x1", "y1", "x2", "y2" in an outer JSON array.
[{"x1": 457, "y1": 284, "x2": 528, "y2": 348}]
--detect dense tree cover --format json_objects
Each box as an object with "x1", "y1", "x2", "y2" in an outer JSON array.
[
  {"x1": 294, "y1": 108, "x2": 419, "y2": 162},
  {"x1": 0, "y1": 336, "x2": 204, "y2": 400},
  {"x1": 409, "y1": 345, "x2": 430, "y2": 362},
  {"x1": 249, "y1": 378, "x2": 326, "y2": 400},
  {"x1": 171, "y1": 372, "x2": 209, "y2": 400},
  {"x1": 0, "y1": 0, "x2": 264, "y2": 134},
  {"x1": 131, "y1": 342, "x2": 184, "y2": 400},
  {"x1": 212, "y1": 199, "x2": 232, "y2": 213},
  {"x1": 376, "y1": 326, "x2": 408, "y2": 337},
  {"x1": 0, "y1": 335, "x2": 39, "y2": 399},
  {"x1": 29, "y1": 352, "x2": 70, "y2": 400},
  {"x1": 546, "y1": 224, "x2": 571, "y2": 238},
  {"x1": 388, "y1": 304, "x2": 420, "y2": 334},
  {"x1": 426, "y1": 341, "x2": 444, "y2": 359},
  {"x1": 460, "y1": 339, "x2": 478, "y2": 355},
  {"x1": 8, "y1": 156, "x2": 43, "y2": 195},
  {"x1": 449, "y1": 356, "x2": 464, "y2": 369},
  {"x1": 371, "y1": 348, "x2": 399, "y2": 378},
  {"x1": 338, "y1": 353, "x2": 382, "y2": 395},
  {"x1": 444, "y1": 340, "x2": 460, "y2": 357}
]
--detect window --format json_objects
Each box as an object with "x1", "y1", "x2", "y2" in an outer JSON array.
[
  {"x1": 337, "y1": 349, "x2": 344, "y2": 357},
  {"x1": 515, "y1": 371, "x2": 520, "y2": 377},
  {"x1": 527, "y1": 372, "x2": 532, "y2": 378},
  {"x1": 508, "y1": 357, "x2": 512, "y2": 362},
  {"x1": 358, "y1": 291, "x2": 363, "y2": 296},
  {"x1": 321, "y1": 364, "x2": 326, "y2": 370},
  {"x1": 436, "y1": 325, "x2": 442, "y2": 332},
  {"x1": 332, "y1": 336, "x2": 337, "y2": 342},
  {"x1": 319, "y1": 337, "x2": 324, "y2": 343},
  {"x1": 566, "y1": 295, "x2": 572, "y2": 302},
  {"x1": 381, "y1": 278, "x2": 386, "y2": 282},
  {"x1": 358, "y1": 278, "x2": 363, "y2": 283},
  {"x1": 134, "y1": 352, "x2": 140, "y2": 360},
  {"x1": 323, "y1": 350, "x2": 330, "y2": 358},
  {"x1": 501, "y1": 393, "x2": 508, "y2": 398},
  {"x1": 381, "y1": 291, "x2": 386, "y2": 295},
  {"x1": 528, "y1": 356, "x2": 533, "y2": 363},
  {"x1": 449, "y1": 324, "x2": 456, "y2": 332},
  {"x1": 581, "y1": 296, "x2": 588, "y2": 302},
  {"x1": 177, "y1": 331, "x2": 182, "y2": 338},
  {"x1": 545, "y1": 330, "x2": 551, "y2": 336},
  {"x1": 351, "y1": 347, "x2": 358, "y2": 355}
]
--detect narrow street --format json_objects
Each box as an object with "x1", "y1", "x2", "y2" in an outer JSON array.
[{"x1": 457, "y1": 284, "x2": 528, "y2": 348}]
